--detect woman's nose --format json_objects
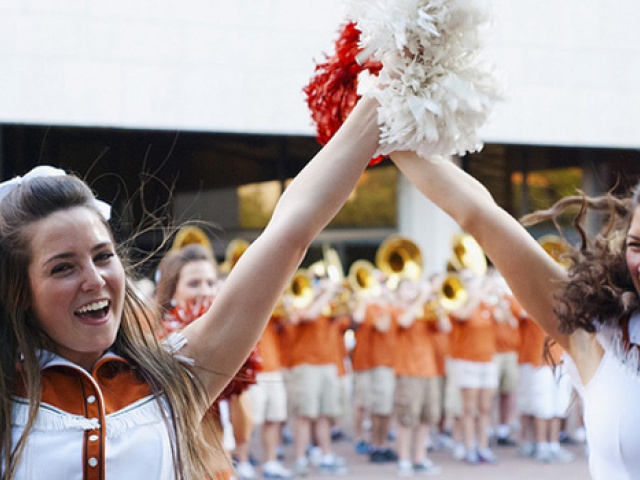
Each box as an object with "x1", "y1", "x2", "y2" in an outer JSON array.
[{"x1": 82, "y1": 263, "x2": 106, "y2": 290}]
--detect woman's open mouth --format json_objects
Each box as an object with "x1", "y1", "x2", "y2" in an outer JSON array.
[{"x1": 75, "y1": 299, "x2": 111, "y2": 321}]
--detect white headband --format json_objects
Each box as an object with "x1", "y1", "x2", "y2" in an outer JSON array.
[{"x1": 0, "y1": 165, "x2": 111, "y2": 221}]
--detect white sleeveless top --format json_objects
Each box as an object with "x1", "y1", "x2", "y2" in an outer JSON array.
[
  {"x1": 568, "y1": 313, "x2": 640, "y2": 480},
  {"x1": 7, "y1": 352, "x2": 177, "y2": 480}
]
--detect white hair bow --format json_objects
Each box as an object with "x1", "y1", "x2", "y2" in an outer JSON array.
[{"x1": 0, "y1": 165, "x2": 111, "y2": 221}]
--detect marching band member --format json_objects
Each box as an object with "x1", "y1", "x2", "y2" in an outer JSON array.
[
  {"x1": 393, "y1": 278, "x2": 442, "y2": 477},
  {"x1": 351, "y1": 277, "x2": 399, "y2": 464},
  {"x1": 447, "y1": 273, "x2": 499, "y2": 465}
]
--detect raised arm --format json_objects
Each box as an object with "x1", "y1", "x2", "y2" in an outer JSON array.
[
  {"x1": 390, "y1": 152, "x2": 571, "y2": 350},
  {"x1": 179, "y1": 95, "x2": 380, "y2": 400}
]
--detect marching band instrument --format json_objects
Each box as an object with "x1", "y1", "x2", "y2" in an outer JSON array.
[
  {"x1": 537, "y1": 234, "x2": 571, "y2": 268},
  {"x1": 448, "y1": 233, "x2": 487, "y2": 276},
  {"x1": 438, "y1": 273, "x2": 469, "y2": 312},
  {"x1": 287, "y1": 269, "x2": 315, "y2": 310},
  {"x1": 348, "y1": 259, "x2": 381, "y2": 298},
  {"x1": 375, "y1": 235, "x2": 423, "y2": 289},
  {"x1": 220, "y1": 238, "x2": 250, "y2": 274},
  {"x1": 171, "y1": 225, "x2": 212, "y2": 252}
]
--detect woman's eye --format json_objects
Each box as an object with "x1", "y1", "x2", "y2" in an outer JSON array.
[
  {"x1": 51, "y1": 263, "x2": 72, "y2": 275},
  {"x1": 95, "y1": 252, "x2": 114, "y2": 263}
]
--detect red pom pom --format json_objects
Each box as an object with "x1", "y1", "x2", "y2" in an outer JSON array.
[
  {"x1": 304, "y1": 22, "x2": 384, "y2": 166},
  {"x1": 160, "y1": 300, "x2": 263, "y2": 400},
  {"x1": 217, "y1": 347, "x2": 262, "y2": 400}
]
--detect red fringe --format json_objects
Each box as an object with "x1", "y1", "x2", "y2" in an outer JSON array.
[{"x1": 303, "y1": 22, "x2": 384, "y2": 166}]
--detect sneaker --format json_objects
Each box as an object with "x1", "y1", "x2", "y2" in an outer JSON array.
[
  {"x1": 550, "y1": 447, "x2": 575, "y2": 464},
  {"x1": 413, "y1": 458, "x2": 442, "y2": 476},
  {"x1": 496, "y1": 436, "x2": 518, "y2": 447},
  {"x1": 293, "y1": 458, "x2": 308, "y2": 477},
  {"x1": 464, "y1": 449, "x2": 480, "y2": 465},
  {"x1": 235, "y1": 461, "x2": 256, "y2": 480},
  {"x1": 397, "y1": 461, "x2": 414, "y2": 477},
  {"x1": 262, "y1": 461, "x2": 293, "y2": 479},
  {"x1": 452, "y1": 443, "x2": 466, "y2": 461},
  {"x1": 355, "y1": 440, "x2": 370, "y2": 455},
  {"x1": 534, "y1": 447, "x2": 553, "y2": 463},
  {"x1": 383, "y1": 448, "x2": 399, "y2": 462},
  {"x1": 517, "y1": 442, "x2": 536, "y2": 458},
  {"x1": 319, "y1": 456, "x2": 348, "y2": 476},
  {"x1": 477, "y1": 448, "x2": 498, "y2": 464},
  {"x1": 369, "y1": 450, "x2": 388, "y2": 463},
  {"x1": 308, "y1": 446, "x2": 322, "y2": 467}
]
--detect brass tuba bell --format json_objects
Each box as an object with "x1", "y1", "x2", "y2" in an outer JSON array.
[
  {"x1": 348, "y1": 259, "x2": 381, "y2": 298},
  {"x1": 171, "y1": 225, "x2": 212, "y2": 252},
  {"x1": 375, "y1": 235, "x2": 423, "y2": 289},
  {"x1": 220, "y1": 238, "x2": 250, "y2": 274},
  {"x1": 287, "y1": 268, "x2": 315, "y2": 310},
  {"x1": 537, "y1": 234, "x2": 571, "y2": 268},
  {"x1": 449, "y1": 233, "x2": 487, "y2": 276},
  {"x1": 438, "y1": 273, "x2": 469, "y2": 312}
]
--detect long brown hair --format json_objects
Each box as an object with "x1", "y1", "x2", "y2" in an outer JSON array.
[
  {"x1": 0, "y1": 173, "x2": 224, "y2": 479},
  {"x1": 521, "y1": 185, "x2": 640, "y2": 334}
]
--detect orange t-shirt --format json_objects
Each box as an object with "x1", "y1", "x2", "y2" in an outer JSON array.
[
  {"x1": 287, "y1": 315, "x2": 343, "y2": 367},
  {"x1": 393, "y1": 307, "x2": 438, "y2": 378},
  {"x1": 518, "y1": 317, "x2": 564, "y2": 367},
  {"x1": 278, "y1": 321, "x2": 295, "y2": 370},
  {"x1": 494, "y1": 295, "x2": 521, "y2": 353},
  {"x1": 333, "y1": 314, "x2": 351, "y2": 376},
  {"x1": 256, "y1": 316, "x2": 284, "y2": 373},
  {"x1": 351, "y1": 313, "x2": 375, "y2": 372},
  {"x1": 427, "y1": 325, "x2": 450, "y2": 376},
  {"x1": 450, "y1": 302, "x2": 497, "y2": 362}
]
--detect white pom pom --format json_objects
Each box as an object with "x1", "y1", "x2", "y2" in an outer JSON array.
[{"x1": 346, "y1": 0, "x2": 505, "y2": 158}]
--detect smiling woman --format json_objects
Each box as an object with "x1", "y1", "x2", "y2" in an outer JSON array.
[
  {"x1": 26, "y1": 206, "x2": 125, "y2": 371},
  {"x1": 0, "y1": 92, "x2": 381, "y2": 480}
]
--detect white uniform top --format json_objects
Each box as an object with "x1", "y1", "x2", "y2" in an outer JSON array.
[
  {"x1": 568, "y1": 312, "x2": 640, "y2": 480},
  {"x1": 7, "y1": 352, "x2": 177, "y2": 480}
]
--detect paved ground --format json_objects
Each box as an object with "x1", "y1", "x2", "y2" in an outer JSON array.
[{"x1": 248, "y1": 434, "x2": 591, "y2": 480}]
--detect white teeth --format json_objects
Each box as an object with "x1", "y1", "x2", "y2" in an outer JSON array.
[{"x1": 77, "y1": 300, "x2": 109, "y2": 314}]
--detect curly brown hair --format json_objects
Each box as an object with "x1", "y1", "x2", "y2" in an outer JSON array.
[{"x1": 520, "y1": 185, "x2": 640, "y2": 334}]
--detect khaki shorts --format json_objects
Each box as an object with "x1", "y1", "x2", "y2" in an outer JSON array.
[
  {"x1": 394, "y1": 376, "x2": 441, "y2": 427},
  {"x1": 444, "y1": 357, "x2": 462, "y2": 418},
  {"x1": 353, "y1": 367, "x2": 396, "y2": 415},
  {"x1": 495, "y1": 351, "x2": 519, "y2": 393},
  {"x1": 249, "y1": 370, "x2": 288, "y2": 424},
  {"x1": 290, "y1": 364, "x2": 342, "y2": 419}
]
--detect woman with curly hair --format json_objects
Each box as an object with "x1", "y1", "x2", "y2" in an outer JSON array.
[{"x1": 390, "y1": 151, "x2": 640, "y2": 480}]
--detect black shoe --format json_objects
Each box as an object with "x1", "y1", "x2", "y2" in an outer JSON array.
[
  {"x1": 382, "y1": 448, "x2": 399, "y2": 461},
  {"x1": 369, "y1": 449, "x2": 398, "y2": 463},
  {"x1": 496, "y1": 437, "x2": 518, "y2": 447}
]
